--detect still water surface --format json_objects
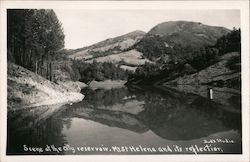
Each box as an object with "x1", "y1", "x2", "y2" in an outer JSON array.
[{"x1": 7, "y1": 85, "x2": 242, "y2": 155}]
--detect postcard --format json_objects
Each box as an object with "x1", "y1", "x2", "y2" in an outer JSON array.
[{"x1": 0, "y1": 1, "x2": 249, "y2": 162}]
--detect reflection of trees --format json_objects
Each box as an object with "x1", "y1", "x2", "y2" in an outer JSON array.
[
  {"x1": 129, "y1": 86, "x2": 241, "y2": 140},
  {"x1": 189, "y1": 96, "x2": 241, "y2": 134},
  {"x1": 79, "y1": 86, "x2": 242, "y2": 140},
  {"x1": 76, "y1": 86, "x2": 242, "y2": 141},
  {"x1": 62, "y1": 118, "x2": 72, "y2": 130},
  {"x1": 7, "y1": 85, "x2": 242, "y2": 155},
  {"x1": 81, "y1": 87, "x2": 130, "y2": 107},
  {"x1": 7, "y1": 106, "x2": 68, "y2": 155}
]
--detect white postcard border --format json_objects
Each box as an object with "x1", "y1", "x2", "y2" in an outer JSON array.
[{"x1": 0, "y1": 1, "x2": 249, "y2": 162}]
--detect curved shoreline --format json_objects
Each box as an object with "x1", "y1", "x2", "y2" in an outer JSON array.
[{"x1": 7, "y1": 63, "x2": 85, "y2": 111}]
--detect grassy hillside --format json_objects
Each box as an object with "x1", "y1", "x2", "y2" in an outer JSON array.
[
  {"x1": 85, "y1": 49, "x2": 152, "y2": 66},
  {"x1": 67, "y1": 31, "x2": 148, "y2": 74},
  {"x1": 68, "y1": 30, "x2": 146, "y2": 61}
]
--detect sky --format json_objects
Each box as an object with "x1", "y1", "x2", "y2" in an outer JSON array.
[{"x1": 54, "y1": 10, "x2": 240, "y2": 49}]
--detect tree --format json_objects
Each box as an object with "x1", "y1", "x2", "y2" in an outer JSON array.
[
  {"x1": 7, "y1": 9, "x2": 65, "y2": 80},
  {"x1": 214, "y1": 28, "x2": 241, "y2": 55}
]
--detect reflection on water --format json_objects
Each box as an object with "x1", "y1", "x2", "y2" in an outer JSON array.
[{"x1": 7, "y1": 85, "x2": 242, "y2": 155}]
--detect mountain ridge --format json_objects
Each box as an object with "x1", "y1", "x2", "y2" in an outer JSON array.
[
  {"x1": 135, "y1": 21, "x2": 231, "y2": 60},
  {"x1": 69, "y1": 21, "x2": 230, "y2": 62},
  {"x1": 84, "y1": 30, "x2": 146, "y2": 50},
  {"x1": 148, "y1": 21, "x2": 230, "y2": 37},
  {"x1": 68, "y1": 30, "x2": 146, "y2": 60},
  {"x1": 67, "y1": 20, "x2": 234, "y2": 79}
]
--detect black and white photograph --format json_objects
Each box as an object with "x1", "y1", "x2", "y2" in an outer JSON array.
[{"x1": 0, "y1": 1, "x2": 249, "y2": 162}]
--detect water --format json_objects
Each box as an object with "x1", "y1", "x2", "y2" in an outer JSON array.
[{"x1": 7, "y1": 85, "x2": 242, "y2": 155}]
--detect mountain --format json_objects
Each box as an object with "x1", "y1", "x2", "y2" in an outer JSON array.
[
  {"x1": 127, "y1": 28, "x2": 241, "y2": 88},
  {"x1": 68, "y1": 21, "x2": 231, "y2": 69},
  {"x1": 136, "y1": 21, "x2": 231, "y2": 60},
  {"x1": 148, "y1": 21, "x2": 230, "y2": 46},
  {"x1": 68, "y1": 30, "x2": 146, "y2": 60},
  {"x1": 67, "y1": 21, "x2": 236, "y2": 84}
]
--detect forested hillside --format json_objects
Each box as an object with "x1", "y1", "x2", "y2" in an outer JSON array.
[
  {"x1": 7, "y1": 9, "x2": 65, "y2": 80},
  {"x1": 127, "y1": 28, "x2": 241, "y2": 88},
  {"x1": 135, "y1": 21, "x2": 230, "y2": 60},
  {"x1": 7, "y1": 9, "x2": 85, "y2": 109}
]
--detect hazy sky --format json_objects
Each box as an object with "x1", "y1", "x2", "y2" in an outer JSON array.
[{"x1": 54, "y1": 10, "x2": 240, "y2": 49}]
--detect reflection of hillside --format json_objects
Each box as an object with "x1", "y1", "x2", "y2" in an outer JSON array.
[
  {"x1": 81, "y1": 87, "x2": 131, "y2": 107},
  {"x1": 56, "y1": 88, "x2": 148, "y2": 133},
  {"x1": 79, "y1": 87, "x2": 145, "y2": 115},
  {"x1": 165, "y1": 84, "x2": 241, "y2": 110},
  {"x1": 190, "y1": 97, "x2": 241, "y2": 131},
  {"x1": 67, "y1": 86, "x2": 241, "y2": 141},
  {"x1": 60, "y1": 107, "x2": 148, "y2": 133},
  {"x1": 128, "y1": 86, "x2": 241, "y2": 140},
  {"x1": 8, "y1": 84, "x2": 241, "y2": 154}
]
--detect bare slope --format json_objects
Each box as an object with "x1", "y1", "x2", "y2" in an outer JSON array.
[
  {"x1": 85, "y1": 49, "x2": 152, "y2": 66},
  {"x1": 69, "y1": 30, "x2": 146, "y2": 60},
  {"x1": 7, "y1": 63, "x2": 84, "y2": 110}
]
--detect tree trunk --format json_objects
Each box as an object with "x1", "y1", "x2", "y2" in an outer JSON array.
[
  {"x1": 35, "y1": 59, "x2": 38, "y2": 74},
  {"x1": 38, "y1": 59, "x2": 41, "y2": 75},
  {"x1": 41, "y1": 55, "x2": 44, "y2": 77},
  {"x1": 19, "y1": 48, "x2": 22, "y2": 66},
  {"x1": 29, "y1": 49, "x2": 32, "y2": 70},
  {"x1": 46, "y1": 52, "x2": 49, "y2": 80},
  {"x1": 50, "y1": 62, "x2": 52, "y2": 81},
  {"x1": 12, "y1": 36, "x2": 15, "y2": 63}
]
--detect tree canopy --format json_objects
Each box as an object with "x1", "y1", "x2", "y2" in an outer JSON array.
[{"x1": 7, "y1": 9, "x2": 65, "y2": 79}]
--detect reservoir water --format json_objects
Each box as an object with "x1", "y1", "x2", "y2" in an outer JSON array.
[{"x1": 7, "y1": 85, "x2": 242, "y2": 155}]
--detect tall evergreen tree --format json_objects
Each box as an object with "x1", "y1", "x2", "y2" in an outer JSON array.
[{"x1": 7, "y1": 9, "x2": 65, "y2": 80}]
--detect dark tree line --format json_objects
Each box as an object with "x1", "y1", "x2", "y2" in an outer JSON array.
[
  {"x1": 189, "y1": 28, "x2": 241, "y2": 70},
  {"x1": 72, "y1": 60, "x2": 132, "y2": 83},
  {"x1": 136, "y1": 35, "x2": 174, "y2": 60},
  {"x1": 214, "y1": 28, "x2": 241, "y2": 54},
  {"x1": 7, "y1": 9, "x2": 65, "y2": 80}
]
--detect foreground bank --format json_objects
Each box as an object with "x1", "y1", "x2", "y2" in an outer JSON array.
[{"x1": 7, "y1": 63, "x2": 85, "y2": 111}]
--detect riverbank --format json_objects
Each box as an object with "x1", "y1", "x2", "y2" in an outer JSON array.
[{"x1": 7, "y1": 63, "x2": 85, "y2": 111}]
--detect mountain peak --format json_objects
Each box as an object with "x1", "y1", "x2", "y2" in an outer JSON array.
[
  {"x1": 148, "y1": 20, "x2": 230, "y2": 37},
  {"x1": 142, "y1": 20, "x2": 230, "y2": 48},
  {"x1": 119, "y1": 30, "x2": 146, "y2": 39},
  {"x1": 128, "y1": 30, "x2": 146, "y2": 35}
]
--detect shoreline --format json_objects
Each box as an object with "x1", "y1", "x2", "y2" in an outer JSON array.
[{"x1": 7, "y1": 63, "x2": 85, "y2": 111}]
